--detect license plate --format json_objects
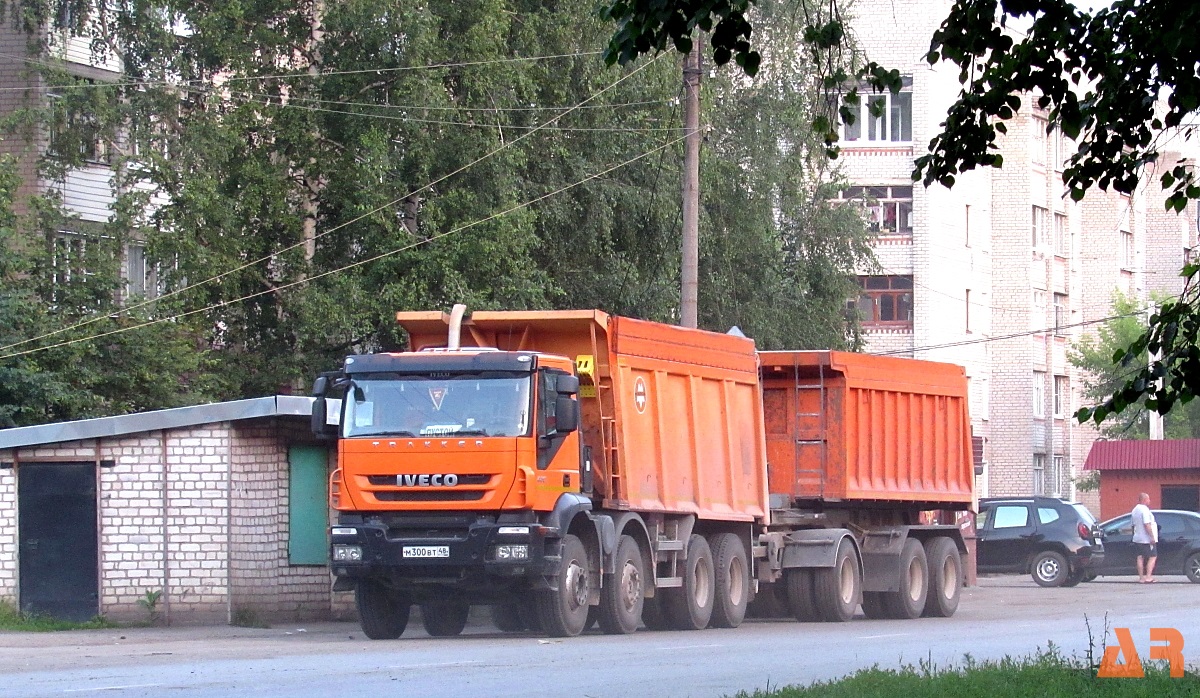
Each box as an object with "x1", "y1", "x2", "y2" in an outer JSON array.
[{"x1": 402, "y1": 545, "x2": 450, "y2": 559}]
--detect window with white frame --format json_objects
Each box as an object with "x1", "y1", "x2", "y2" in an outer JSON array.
[
  {"x1": 1032, "y1": 289, "x2": 1048, "y2": 331},
  {"x1": 1053, "y1": 293, "x2": 1068, "y2": 336},
  {"x1": 1053, "y1": 213, "x2": 1068, "y2": 256},
  {"x1": 842, "y1": 88, "x2": 913, "y2": 143},
  {"x1": 1033, "y1": 371, "x2": 1046, "y2": 418},
  {"x1": 836, "y1": 186, "x2": 913, "y2": 236},
  {"x1": 1032, "y1": 206, "x2": 1050, "y2": 250},
  {"x1": 47, "y1": 88, "x2": 111, "y2": 164},
  {"x1": 1053, "y1": 375, "x2": 1069, "y2": 417},
  {"x1": 1033, "y1": 454, "x2": 1047, "y2": 495},
  {"x1": 1121, "y1": 230, "x2": 1134, "y2": 269},
  {"x1": 1032, "y1": 117, "x2": 1048, "y2": 166},
  {"x1": 1051, "y1": 455, "x2": 1065, "y2": 496}
]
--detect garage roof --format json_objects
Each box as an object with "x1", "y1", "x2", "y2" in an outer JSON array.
[
  {"x1": 0, "y1": 396, "x2": 315, "y2": 450},
  {"x1": 1084, "y1": 439, "x2": 1200, "y2": 471}
]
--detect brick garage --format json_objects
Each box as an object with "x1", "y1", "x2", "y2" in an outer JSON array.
[
  {"x1": 0, "y1": 397, "x2": 351, "y2": 624},
  {"x1": 1083, "y1": 440, "x2": 1200, "y2": 520}
]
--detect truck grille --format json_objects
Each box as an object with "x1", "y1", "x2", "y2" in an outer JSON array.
[
  {"x1": 375, "y1": 491, "x2": 487, "y2": 502},
  {"x1": 366, "y1": 474, "x2": 492, "y2": 486}
]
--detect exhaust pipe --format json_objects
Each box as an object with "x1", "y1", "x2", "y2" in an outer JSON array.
[{"x1": 447, "y1": 304, "x2": 467, "y2": 350}]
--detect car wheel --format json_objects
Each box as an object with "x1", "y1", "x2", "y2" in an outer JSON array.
[
  {"x1": 1186, "y1": 552, "x2": 1200, "y2": 584},
  {"x1": 1031, "y1": 550, "x2": 1068, "y2": 587}
]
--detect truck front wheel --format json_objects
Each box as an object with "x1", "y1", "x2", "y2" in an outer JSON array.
[
  {"x1": 535, "y1": 534, "x2": 592, "y2": 637},
  {"x1": 598, "y1": 535, "x2": 645, "y2": 635},
  {"x1": 355, "y1": 580, "x2": 410, "y2": 640}
]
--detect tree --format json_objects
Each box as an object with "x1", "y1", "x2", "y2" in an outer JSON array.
[
  {"x1": 601, "y1": 0, "x2": 1200, "y2": 427},
  {"x1": 1069, "y1": 293, "x2": 1200, "y2": 439},
  {"x1": 2, "y1": 0, "x2": 871, "y2": 421}
]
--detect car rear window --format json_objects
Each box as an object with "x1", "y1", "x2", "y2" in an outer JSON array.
[
  {"x1": 1038, "y1": 507, "x2": 1060, "y2": 524},
  {"x1": 1071, "y1": 503, "x2": 1097, "y2": 525}
]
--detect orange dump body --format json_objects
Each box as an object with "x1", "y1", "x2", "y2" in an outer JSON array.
[
  {"x1": 398, "y1": 310, "x2": 769, "y2": 524},
  {"x1": 759, "y1": 351, "x2": 973, "y2": 507}
]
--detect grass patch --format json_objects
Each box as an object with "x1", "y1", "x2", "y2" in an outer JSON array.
[
  {"x1": 230, "y1": 607, "x2": 270, "y2": 629},
  {"x1": 0, "y1": 599, "x2": 116, "y2": 632},
  {"x1": 732, "y1": 646, "x2": 1199, "y2": 698}
]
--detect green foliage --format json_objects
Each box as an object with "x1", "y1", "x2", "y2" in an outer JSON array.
[
  {"x1": 230, "y1": 607, "x2": 269, "y2": 629},
  {"x1": 0, "y1": 599, "x2": 115, "y2": 632},
  {"x1": 731, "y1": 646, "x2": 1199, "y2": 697}
]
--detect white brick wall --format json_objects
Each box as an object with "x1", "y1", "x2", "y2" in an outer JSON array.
[{"x1": 0, "y1": 462, "x2": 15, "y2": 604}]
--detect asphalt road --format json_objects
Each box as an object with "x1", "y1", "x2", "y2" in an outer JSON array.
[{"x1": 2, "y1": 576, "x2": 1198, "y2": 698}]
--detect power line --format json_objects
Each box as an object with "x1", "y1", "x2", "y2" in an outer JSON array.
[
  {"x1": 0, "y1": 54, "x2": 666, "y2": 354},
  {"x1": 0, "y1": 133, "x2": 689, "y2": 360}
]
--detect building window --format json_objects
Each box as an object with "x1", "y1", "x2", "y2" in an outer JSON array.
[
  {"x1": 1032, "y1": 206, "x2": 1049, "y2": 250},
  {"x1": 47, "y1": 89, "x2": 111, "y2": 165},
  {"x1": 1053, "y1": 213, "x2": 1068, "y2": 256},
  {"x1": 288, "y1": 445, "x2": 329, "y2": 566},
  {"x1": 1121, "y1": 230, "x2": 1134, "y2": 269},
  {"x1": 1051, "y1": 455, "x2": 1065, "y2": 497},
  {"x1": 842, "y1": 89, "x2": 913, "y2": 143},
  {"x1": 1053, "y1": 375, "x2": 1069, "y2": 417},
  {"x1": 1033, "y1": 371, "x2": 1046, "y2": 418},
  {"x1": 1032, "y1": 117, "x2": 1048, "y2": 166},
  {"x1": 965, "y1": 289, "x2": 972, "y2": 333},
  {"x1": 1052, "y1": 129, "x2": 1066, "y2": 170},
  {"x1": 1032, "y1": 290, "x2": 1048, "y2": 331},
  {"x1": 850, "y1": 276, "x2": 914, "y2": 328},
  {"x1": 964, "y1": 204, "x2": 971, "y2": 247},
  {"x1": 1053, "y1": 293, "x2": 1068, "y2": 335},
  {"x1": 1033, "y1": 454, "x2": 1047, "y2": 495},
  {"x1": 836, "y1": 186, "x2": 913, "y2": 236}
]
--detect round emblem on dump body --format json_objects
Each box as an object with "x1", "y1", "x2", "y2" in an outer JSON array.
[{"x1": 633, "y1": 376, "x2": 648, "y2": 414}]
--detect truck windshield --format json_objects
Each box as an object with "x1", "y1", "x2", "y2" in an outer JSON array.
[{"x1": 342, "y1": 372, "x2": 532, "y2": 438}]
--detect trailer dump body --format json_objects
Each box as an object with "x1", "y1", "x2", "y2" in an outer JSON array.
[
  {"x1": 759, "y1": 351, "x2": 973, "y2": 507},
  {"x1": 402, "y1": 309, "x2": 767, "y2": 522}
]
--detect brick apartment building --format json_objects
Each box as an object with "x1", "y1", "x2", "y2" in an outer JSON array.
[{"x1": 844, "y1": 0, "x2": 1200, "y2": 505}]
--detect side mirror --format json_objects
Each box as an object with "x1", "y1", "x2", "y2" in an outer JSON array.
[
  {"x1": 555, "y1": 396, "x2": 579, "y2": 433},
  {"x1": 556, "y1": 374, "x2": 580, "y2": 395},
  {"x1": 310, "y1": 375, "x2": 340, "y2": 439}
]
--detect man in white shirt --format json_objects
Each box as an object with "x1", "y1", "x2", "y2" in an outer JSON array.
[{"x1": 1131, "y1": 492, "x2": 1158, "y2": 583}]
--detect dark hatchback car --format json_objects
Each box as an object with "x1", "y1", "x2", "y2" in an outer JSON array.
[
  {"x1": 976, "y1": 496, "x2": 1104, "y2": 587},
  {"x1": 1088, "y1": 509, "x2": 1200, "y2": 583}
]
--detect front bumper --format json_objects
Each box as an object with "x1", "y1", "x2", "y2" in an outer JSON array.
[{"x1": 329, "y1": 514, "x2": 558, "y2": 596}]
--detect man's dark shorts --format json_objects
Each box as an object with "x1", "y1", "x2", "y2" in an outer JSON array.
[{"x1": 1136, "y1": 542, "x2": 1158, "y2": 558}]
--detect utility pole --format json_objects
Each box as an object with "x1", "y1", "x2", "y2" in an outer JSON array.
[{"x1": 680, "y1": 42, "x2": 701, "y2": 328}]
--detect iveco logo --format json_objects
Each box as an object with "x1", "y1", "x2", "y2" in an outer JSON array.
[{"x1": 398, "y1": 473, "x2": 460, "y2": 487}]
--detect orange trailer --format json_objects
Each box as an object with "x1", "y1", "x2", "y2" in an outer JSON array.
[{"x1": 313, "y1": 308, "x2": 972, "y2": 640}]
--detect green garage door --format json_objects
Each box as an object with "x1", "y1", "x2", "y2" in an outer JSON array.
[{"x1": 289, "y1": 446, "x2": 329, "y2": 565}]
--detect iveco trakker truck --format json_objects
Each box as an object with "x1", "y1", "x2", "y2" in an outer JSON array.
[{"x1": 312, "y1": 307, "x2": 974, "y2": 638}]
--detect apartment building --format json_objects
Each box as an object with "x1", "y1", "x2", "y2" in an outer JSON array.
[{"x1": 844, "y1": 0, "x2": 1199, "y2": 503}]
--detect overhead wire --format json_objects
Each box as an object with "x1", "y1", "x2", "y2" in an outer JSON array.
[
  {"x1": 0, "y1": 53, "x2": 667, "y2": 355},
  {"x1": 0, "y1": 132, "x2": 690, "y2": 360}
]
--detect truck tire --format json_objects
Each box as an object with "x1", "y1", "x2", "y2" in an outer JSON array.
[
  {"x1": 785, "y1": 568, "x2": 818, "y2": 622},
  {"x1": 491, "y1": 603, "x2": 526, "y2": 632},
  {"x1": 598, "y1": 535, "x2": 645, "y2": 635},
  {"x1": 813, "y1": 537, "x2": 861, "y2": 622},
  {"x1": 709, "y1": 533, "x2": 750, "y2": 629},
  {"x1": 882, "y1": 538, "x2": 928, "y2": 619},
  {"x1": 535, "y1": 534, "x2": 592, "y2": 637},
  {"x1": 1031, "y1": 550, "x2": 1068, "y2": 587},
  {"x1": 355, "y1": 580, "x2": 409, "y2": 640},
  {"x1": 421, "y1": 600, "x2": 470, "y2": 637},
  {"x1": 921, "y1": 537, "x2": 962, "y2": 617},
  {"x1": 663, "y1": 534, "x2": 715, "y2": 630}
]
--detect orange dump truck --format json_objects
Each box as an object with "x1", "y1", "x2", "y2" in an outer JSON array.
[{"x1": 312, "y1": 308, "x2": 973, "y2": 639}]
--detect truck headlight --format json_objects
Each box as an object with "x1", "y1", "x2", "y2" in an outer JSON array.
[
  {"x1": 492, "y1": 544, "x2": 529, "y2": 560},
  {"x1": 332, "y1": 544, "x2": 363, "y2": 562},
  {"x1": 497, "y1": 526, "x2": 529, "y2": 535},
  {"x1": 331, "y1": 527, "x2": 358, "y2": 536}
]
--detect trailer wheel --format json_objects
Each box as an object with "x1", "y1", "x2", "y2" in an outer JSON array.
[
  {"x1": 883, "y1": 538, "x2": 928, "y2": 619},
  {"x1": 421, "y1": 600, "x2": 470, "y2": 637},
  {"x1": 663, "y1": 534, "x2": 715, "y2": 630},
  {"x1": 922, "y1": 537, "x2": 962, "y2": 617},
  {"x1": 860, "y1": 591, "x2": 889, "y2": 619},
  {"x1": 784, "y1": 568, "x2": 818, "y2": 622},
  {"x1": 355, "y1": 580, "x2": 409, "y2": 640},
  {"x1": 598, "y1": 535, "x2": 645, "y2": 635},
  {"x1": 813, "y1": 537, "x2": 861, "y2": 622},
  {"x1": 535, "y1": 534, "x2": 591, "y2": 637},
  {"x1": 491, "y1": 603, "x2": 526, "y2": 632},
  {"x1": 709, "y1": 533, "x2": 750, "y2": 629}
]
